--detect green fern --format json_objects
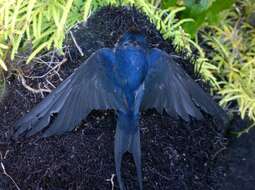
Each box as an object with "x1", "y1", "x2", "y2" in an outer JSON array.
[
  {"x1": 0, "y1": 0, "x2": 91, "y2": 70},
  {"x1": 202, "y1": 0, "x2": 255, "y2": 133}
]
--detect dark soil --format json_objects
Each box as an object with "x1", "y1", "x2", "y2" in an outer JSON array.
[{"x1": 0, "y1": 6, "x2": 254, "y2": 190}]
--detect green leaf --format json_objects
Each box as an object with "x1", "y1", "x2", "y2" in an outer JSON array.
[
  {"x1": 180, "y1": 0, "x2": 235, "y2": 37},
  {"x1": 181, "y1": 10, "x2": 207, "y2": 37},
  {"x1": 161, "y1": 0, "x2": 177, "y2": 9},
  {"x1": 206, "y1": 0, "x2": 235, "y2": 24},
  {"x1": 0, "y1": 59, "x2": 7, "y2": 71}
]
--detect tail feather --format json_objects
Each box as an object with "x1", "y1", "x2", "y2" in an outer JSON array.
[{"x1": 114, "y1": 126, "x2": 143, "y2": 190}]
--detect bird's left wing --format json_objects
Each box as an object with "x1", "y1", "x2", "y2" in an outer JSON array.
[
  {"x1": 15, "y1": 48, "x2": 124, "y2": 138},
  {"x1": 142, "y1": 48, "x2": 227, "y2": 123}
]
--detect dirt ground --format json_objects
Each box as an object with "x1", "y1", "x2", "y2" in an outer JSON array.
[{"x1": 0, "y1": 6, "x2": 254, "y2": 190}]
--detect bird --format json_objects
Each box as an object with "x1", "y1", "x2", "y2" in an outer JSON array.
[{"x1": 14, "y1": 28, "x2": 227, "y2": 190}]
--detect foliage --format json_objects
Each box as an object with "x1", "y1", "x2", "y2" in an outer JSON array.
[
  {"x1": 0, "y1": 0, "x2": 91, "y2": 71},
  {"x1": 202, "y1": 0, "x2": 255, "y2": 134},
  {"x1": 162, "y1": 0, "x2": 236, "y2": 37},
  {"x1": 0, "y1": 0, "x2": 217, "y2": 87}
]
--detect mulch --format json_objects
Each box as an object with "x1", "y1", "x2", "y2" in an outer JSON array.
[{"x1": 0, "y1": 6, "x2": 254, "y2": 190}]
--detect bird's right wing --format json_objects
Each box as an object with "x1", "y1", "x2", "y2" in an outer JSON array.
[
  {"x1": 15, "y1": 48, "x2": 125, "y2": 138},
  {"x1": 142, "y1": 48, "x2": 227, "y2": 124}
]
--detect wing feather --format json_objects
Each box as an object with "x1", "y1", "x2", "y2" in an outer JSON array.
[
  {"x1": 15, "y1": 48, "x2": 124, "y2": 137},
  {"x1": 142, "y1": 48, "x2": 227, "y2": 124}
]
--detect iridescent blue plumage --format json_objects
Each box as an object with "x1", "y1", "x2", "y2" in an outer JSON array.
[
  {"x1": 15, "y1": 30, "x2": 227, "y2": 190},
  {"x1": 112, "y1": 33, "x2": 149, "y2": 190}
]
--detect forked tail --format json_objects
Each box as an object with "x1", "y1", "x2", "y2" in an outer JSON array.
[{"x1": 114, "y1": 125, "x2": 142, "y2": 190}]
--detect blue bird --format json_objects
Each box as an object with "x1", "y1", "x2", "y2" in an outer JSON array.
[{"x1": 14, "y1": 29, "x2": 227, "y2": 190}]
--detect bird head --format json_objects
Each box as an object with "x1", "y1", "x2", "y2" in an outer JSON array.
[{"x1": 115, "y1": 28, "x2": 147, "y2": 49}]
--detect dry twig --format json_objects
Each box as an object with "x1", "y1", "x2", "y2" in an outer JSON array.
[
  {"x1": 70, "y1": 30, "x2": 84, "y2": 56},
  {"x1": 19, "y1": 74, "x2": 51, "y2": 95},
  {"x1": 0, "y1": 151, "x2": 21, "y2": 190},
  {"x1": 106, "y1": 174, "x2": 115, "y2": 190}
]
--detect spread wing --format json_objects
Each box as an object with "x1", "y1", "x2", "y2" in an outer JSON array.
[
  {"x1": 142, "y1": 48, "x2": 227, "y2": 123},
  {"x1": 15, "y1": 48, "x2": 124, "y2": 138}
]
